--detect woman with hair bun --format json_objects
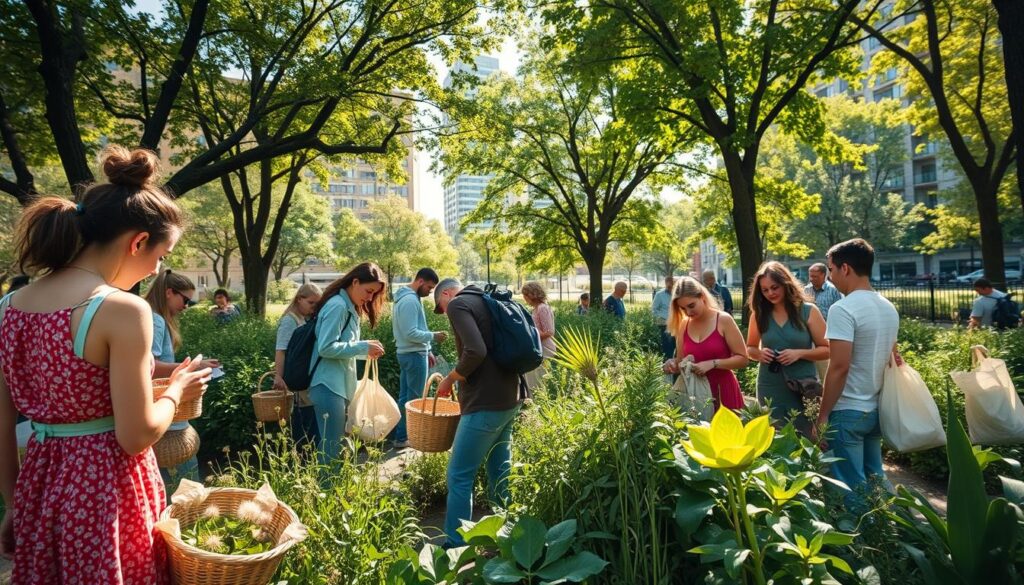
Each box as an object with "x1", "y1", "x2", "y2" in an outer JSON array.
[{"x1": 0, "y1": 146, "x2": 211, "y2": 583}]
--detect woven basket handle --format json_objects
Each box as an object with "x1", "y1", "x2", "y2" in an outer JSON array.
[
  {"x1": 970, "y1": 345, "x2": 990, "y2": 368},
  {"x1": 422, "y1": 372, "x2": 458, "y2": 416},
  {"x1": 257, "y1": 370, "x2": 276, "y2": 392}
]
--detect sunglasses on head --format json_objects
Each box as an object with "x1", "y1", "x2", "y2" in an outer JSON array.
[{"x1": 171, "y1": 289, "x2": 197, "y2": 307}]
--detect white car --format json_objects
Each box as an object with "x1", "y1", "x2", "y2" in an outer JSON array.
[{"x1": 954, "y1": 269, "x2": 1021, "y2": 284}]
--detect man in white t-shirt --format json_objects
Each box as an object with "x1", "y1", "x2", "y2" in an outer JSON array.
[
  {"x1": 968, "y1": 277, "x2": 1009, "y2": 329},
  {"x1": 812, "y1": 238, "x2": 899, "y2": 507}
]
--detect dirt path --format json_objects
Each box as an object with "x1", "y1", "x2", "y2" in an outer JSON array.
[{"x1": 884, "y1": 460, "x2": 948, "y2": 515}]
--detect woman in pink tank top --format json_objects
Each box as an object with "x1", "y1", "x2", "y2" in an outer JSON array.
[{"x1": 663, "y1": 276, "x2": 748, "y2": 411}]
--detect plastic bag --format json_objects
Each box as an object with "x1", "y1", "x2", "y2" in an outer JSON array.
[
  {"x1": 880, "y1": 356, "x2": 946, "y2": 452},
  {"x1": 669, "y1": 358, "x2": 715, "y2": 421},
  {"x1": 950, "y1": 345, "x2": 1024, "y2": 445},
  {"x1": 346, "y1": 358, "x2": 401, "y2": 442}
]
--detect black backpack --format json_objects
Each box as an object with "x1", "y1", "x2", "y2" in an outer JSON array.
[
  {"x1": 282, "y1": 310, "x2": 352, "y2": 391},
  {"x1": 478, "y1": 288, "x2": 544, "y2": 374},
  {"x1": 992, "y1": 293, "x2": 1021, "y2": 330}
]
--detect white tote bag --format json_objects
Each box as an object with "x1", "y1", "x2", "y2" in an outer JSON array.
[
  {"x1": 346, "y1": 358, "x2": 401, "y2": 442},
  {"x1": 949, "y1": 345, "x2": 1024, "y2": 445},
  {"x1": 880, "y1": 356, "x2": 946, "y2": 452},
  {"x1": 669, "y1": 359, "x2": 715, "y2": 422}
]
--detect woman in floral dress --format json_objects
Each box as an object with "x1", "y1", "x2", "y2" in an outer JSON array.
[{"x1": 0, "y1": 146, "x2": 210, "y2": 583}]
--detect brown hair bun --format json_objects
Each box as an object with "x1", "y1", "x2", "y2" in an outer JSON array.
[{"x1": 101, "y1": 145, "x2": 160, "y2": 188}]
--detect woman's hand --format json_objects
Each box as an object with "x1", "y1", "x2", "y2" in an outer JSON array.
[
  {"x1": 756, "y1": 348, "x2": 776, "y2": 365},
  {"x1": 662, "y1": 359, "x2": 680, "y2": 374},
  {"x1": 273, "y1": 374, "x2": 288, "y2": 390},
  {"x1": 691, "y1": 361, "x2": 715, "y2": 376},
  {"x1": 774, "y1": 349, "x2": 804, "y2": 366},
  {"x1": 0, "y1": 509, "x2": 14, "y2": 559},
  {"x1": 367, "y1": 340, "x2": 385, "y2": 359},
  {"x1": 200, "y1": 358, "x2": 221, "y2": 369},
  {"x1": 168, "y1": 356, "x2": 212, "y2": 403}
]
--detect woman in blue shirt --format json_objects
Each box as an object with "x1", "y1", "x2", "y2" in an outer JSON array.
[
  {"x1": 310, "y1": 263, "x2": 386, "y2": 461},
  {"x1": 272, "y1": 283, "x2": 322, "y2": 449},
  {"x1": 145, "y1": 270, "x2": 220, "y2": 490}
]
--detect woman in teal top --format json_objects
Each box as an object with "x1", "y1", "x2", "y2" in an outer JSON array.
[
  {"x1": 745, "y1": 262, "x2": 829, "y2": 436},
  {"x1": 145, "y1": 270, "x2": 220, "y2": 490},
  {"x1": 309, "y1": 263, "x2": 386, "y2": 461}
]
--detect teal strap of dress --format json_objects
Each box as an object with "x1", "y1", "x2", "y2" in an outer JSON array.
[
  {"x1": 73, "y1": 288, "x2": 118, "y2": 359},
  {"x1": 31, "y1": 416, "x2": 116, "y2": 444}
]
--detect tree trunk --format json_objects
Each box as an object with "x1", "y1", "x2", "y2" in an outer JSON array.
[
  {"x1": 581, "y1": 243, "x2": 608, "y2": 312},
  {"x1": 240, "y1": 245, "x2": 268, "y2": 317},
  {"x1": 24, "y1": 1, "x2": 94, "y2": 193},
  {"x1": 218, "y1": 252, "x2": 231, "y2": 288},
  {"x1": 721, "y1": 150, "x2": 763, "y2": 324},
  {"x1": 993, "y1": 0, "x2": 1024, "y2": 208},
  {"x1": 975, "y1": 180, "x2": 1008, "y2": 289}
]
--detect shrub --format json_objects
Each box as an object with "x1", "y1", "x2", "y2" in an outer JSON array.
[
  {"x1": 179, "y1": 311, "x2": 277, "y2": 460},
  {"x1": 211, "y1": 430, "x2": 420, "y2": 584}
]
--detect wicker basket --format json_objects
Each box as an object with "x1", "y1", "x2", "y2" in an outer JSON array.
[
  {"x1": 406, "y1": 373, "x2": 461, "y2": 453},
  {"x1": 161, "y1": 487, "x2": 302, "y2": 585},
  {"x1": 252, "y1": 371, "x2": 294, "y2": 423},
  {"x1": 153, "y1": 425, "x2": 201, "y2": 468},
  {"x1": 154, "y1": 378, "x2": 204, "y2": 422}
]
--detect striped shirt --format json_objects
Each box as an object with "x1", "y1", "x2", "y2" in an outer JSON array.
[{"x1": 804, "y1": 281, "x2": 843, "y2": 320}]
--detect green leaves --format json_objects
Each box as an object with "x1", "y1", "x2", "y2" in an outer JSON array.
[{"x1": 511, "y1": 517, "x2": 547, "y2": 569}]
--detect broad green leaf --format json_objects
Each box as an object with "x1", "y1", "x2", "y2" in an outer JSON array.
[
  {"x1": 483, "y1": 558, "x2": 527, "y2": 583},
  {"x1": 1000, "y1": 476, "x2": 1024, "y2": 506},
  {"x1": 980, "y1": 498, "x2": 1020, "y2": 578},
  {"x1": 675, "y1": 488, "x2": 716, "y2": 537},
  {"x1": 535, "y1": 552, "x2": 609, "y2": 582},
  {"x1": 945, "y1": 411, "x2": 987, "y2": 580},
  {"x1": 543, "y1": 519, "x2": 577, "y2": 567},
  {"x1": 511, "y1": 516, "x2": 547, "y2": 570},
  {"x1": 722, "y1": 548, "x2": 751, "y2": 579},
  {"x1": 819, "y1": 553, "x2": 854, "y2": 575},
  {"x1": 460, "y1": 515, "x2": 505, "y2": 545}
]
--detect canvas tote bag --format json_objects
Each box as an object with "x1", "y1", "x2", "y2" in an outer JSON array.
[
  {"x1": 346, "y1": 358, "x2": 401, "y2": 442},
  {"x1": 670, "y1": 358, "x2": 715, "y2": 422},
  {"x1": 880, "y1": 355, "x2": 945, "y2": 452},
  {"x1": 949, "y1": 345, "x2": 1024, "y2": 445}
]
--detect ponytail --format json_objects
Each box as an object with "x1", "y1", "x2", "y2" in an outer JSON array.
[{"x1": 15, "y1": 197, "x2": 82, "y2": 274}]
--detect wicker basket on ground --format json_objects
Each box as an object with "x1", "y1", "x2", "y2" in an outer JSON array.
[
  {"x1": 159, "y1": 485, "x2": 304, "y2": 585},
  {"x1": 406, "y1": 373, "x2": 461, "y2": 453},
  {"x1": 251, "y1": 371, "x2": 294, "y2": 423},
  {"x1": 153, "y1": 378, "x2": 204, "y2": 422},
  {"x1": 153, "y1": 425, "x2": 200, "y2": 468}
]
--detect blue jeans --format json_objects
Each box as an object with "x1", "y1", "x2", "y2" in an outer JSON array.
[
  {"x1": 827, "y1": 409, "x2": 889, "y2": 509},
  {"x1": 292, "y1": 405, "x2": 321, "y2": 453},
  {"x1": 394, "y1": 352, "x2": 429, "y2": 443},
  {"x1": 310, "y1": 384, "x2": 348, "y2": 464},
  {"x1": 445, "y1": 405, "x2": 522, "y2": 547},
  {"x1": 160, "y1": 456, "x2": 199, "y2": 500},
  {"x1": 658, "y1": 325, "x2": 675, "y2": 361}
]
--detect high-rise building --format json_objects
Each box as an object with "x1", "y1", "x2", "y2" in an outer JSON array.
[
  {"x1": 443, "y1": 55, "x2": 500, "y2": 239},
  {"x1": 308, "y1": 138, "x2": 417, "y2": 220}
]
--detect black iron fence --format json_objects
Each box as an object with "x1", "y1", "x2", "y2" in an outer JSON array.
[{"x1": 875, "y1": 282, "x2": 1024, "y2": 323}]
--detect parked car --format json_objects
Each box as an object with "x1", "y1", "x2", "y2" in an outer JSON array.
[{"x1": 954, "y1": 269, "x2": 1022, "y2": 284}]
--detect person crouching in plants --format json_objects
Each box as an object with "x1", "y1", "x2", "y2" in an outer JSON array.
[
  {"x1": 433, "y1": 278, "x2": 524, "y2": 549},
  {"x1": 663, "y1": 276, "x2": 747, "y2": 412},
  {"x1": 273, "y1": 283, "x2": 322, "y2": 450},
  {"x1": 309, "y1": 263, "x2": 386, "y2": 462},
  {"x1": 0, "y1": 145, "x2": 211, "y2": 583},
  {"x1": 146, "y1": 269, "x2": 221, "y2": 492}
]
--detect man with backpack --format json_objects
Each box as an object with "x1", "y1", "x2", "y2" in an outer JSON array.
[
  {"x1": 433, "y1": 278, "x2": 529, "y2": 548},
  {"x1": 970, "y1": 277, "x2": 1021, "y2": 330}
]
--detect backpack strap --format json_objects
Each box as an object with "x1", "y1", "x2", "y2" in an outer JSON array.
[
  {"x1": 309, "y1": 311, "x2": 353, "y2": 379},
  {"x1": 72, "y1": 288, "x2": 119, "y2": 359}
]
